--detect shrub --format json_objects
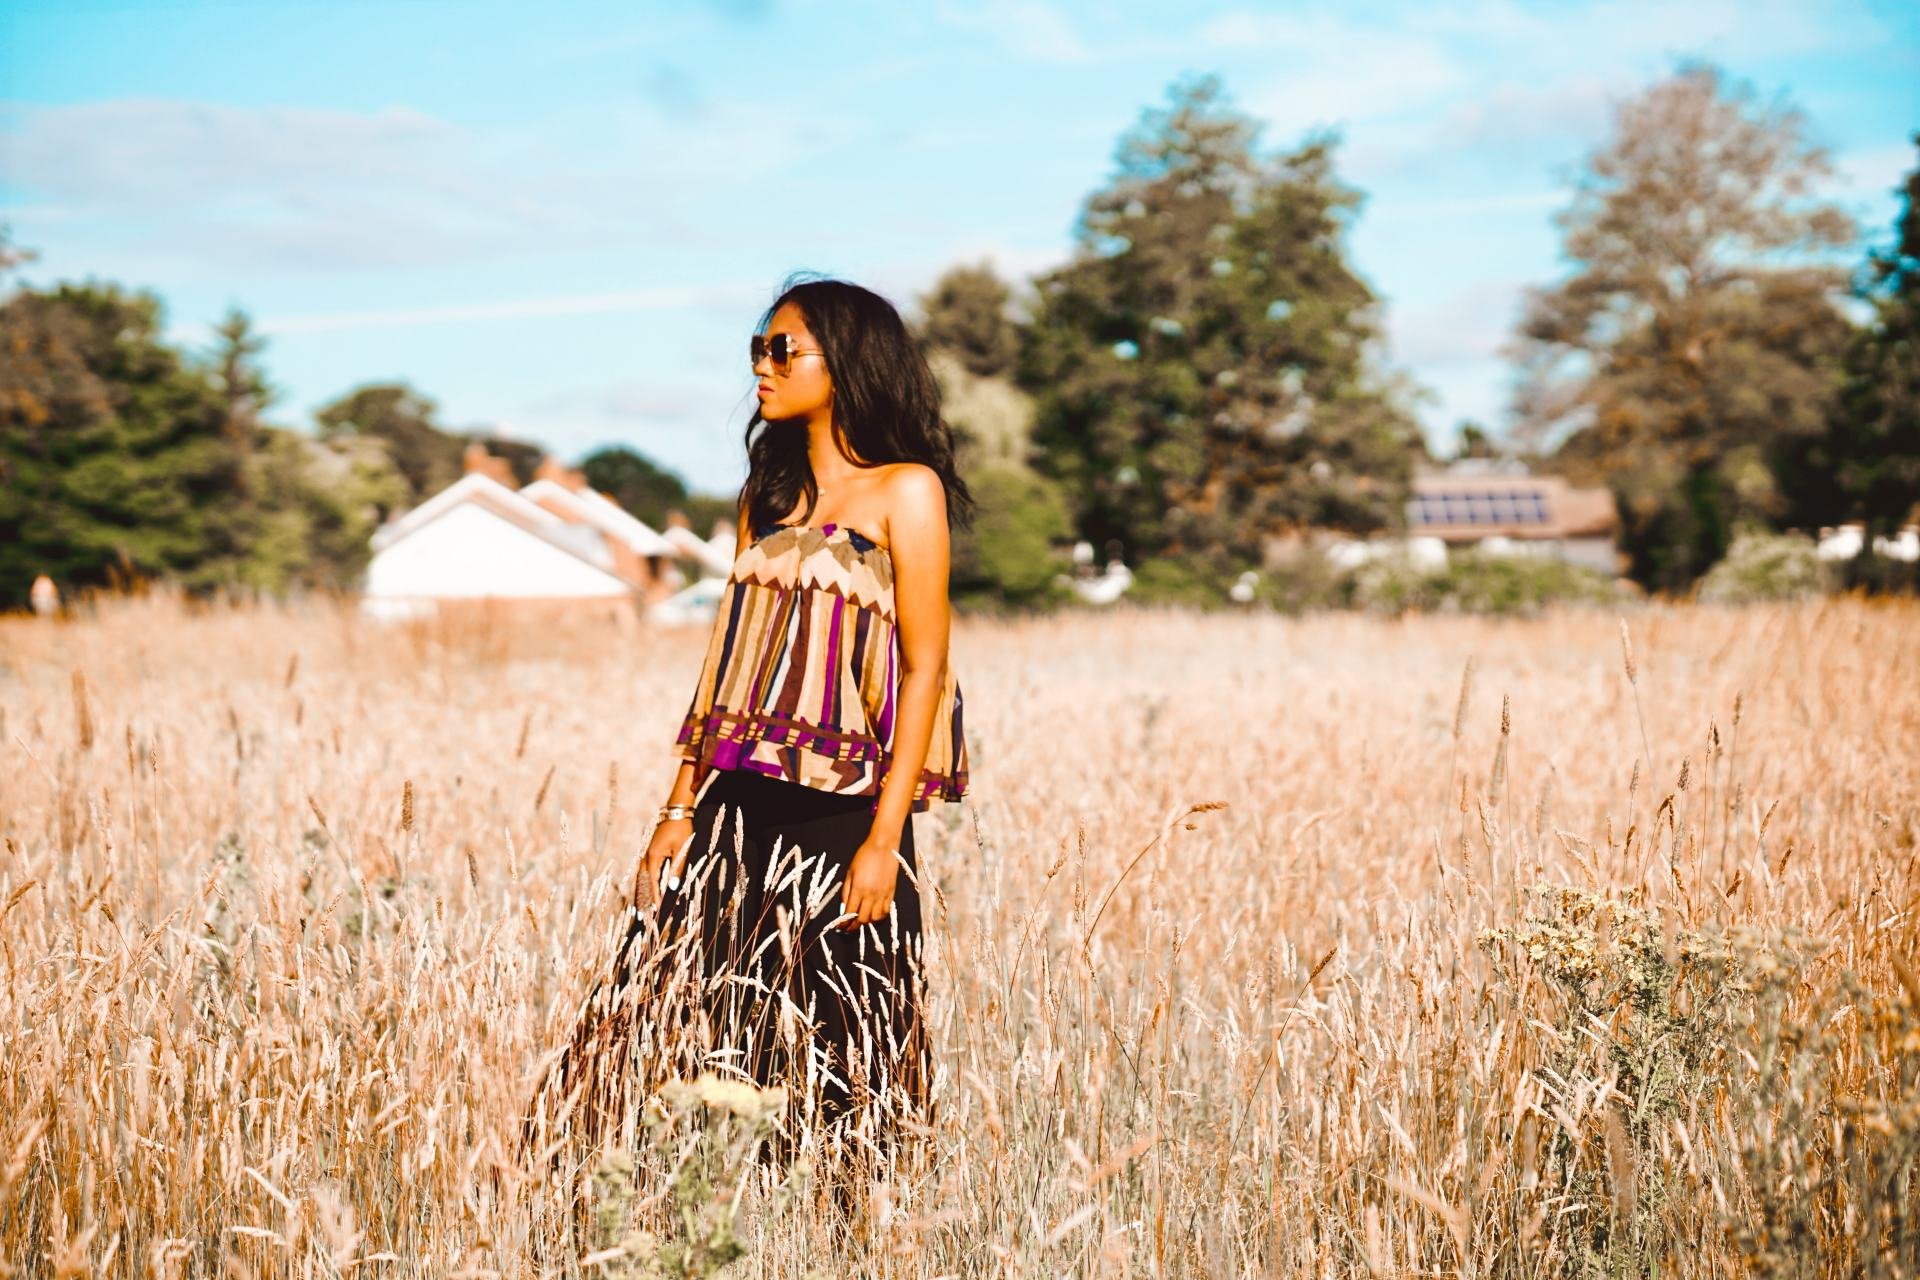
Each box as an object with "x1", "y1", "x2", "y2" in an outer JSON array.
[
  {"x1": 1347, "y1": 550, "x2": 1441, "y2": 616},
  {"x1": 1836, "y1": 548, "x2": 1920, "y2": 596},
  {"x1": 1125, "y1": 555, "x2": 1235, "y2": 608},
  {"x1": 1720, "y1": 943, "x2": 1920, "y2": 1276},
  {"x1": 1696, "y1": 529, "x2": 1837, "y2": 603},
  {"x1": 950, "y1": 462, "x2": 1076, "y2": 607},
  {"x1": 1344, "y1": 546, "x2": 1622, "y2": 618},
  {"x1": 1479, "y1": 885, "x2": 1751, "y2": 1275},
  {"x1": 587, "y1": 1073, "x2": 808, "y2": 1277},
  {"x1": 1481, "y1": 886, "x2": 1920, "y2": 1277},
  {"x1": 1250, "y1": 547, "x2": 1351, "y2": 614},
  {"x1": 1435, "y1": 549, "x2": 1624, "y2": 616}
]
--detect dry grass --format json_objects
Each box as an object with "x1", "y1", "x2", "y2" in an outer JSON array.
[{"x1": 1, "y1": 591, "x2": 1916, "y2": 1277}]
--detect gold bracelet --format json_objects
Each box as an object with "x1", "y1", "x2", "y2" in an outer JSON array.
[{"x1": 657, "y1": 803, "x2": 697, "y2": 822}]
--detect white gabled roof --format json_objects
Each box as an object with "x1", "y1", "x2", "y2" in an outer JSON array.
[
  {"x1": 518, "y1": 478, "x2": 678, "y2": 556},
  {"x1": 664, "y1": 523, "x2": 736, "y2": 578},
  {"x1": 369, "y1": 472, "x2": 620, "y2": 574},
  {"x1": 372, "y1": 473, "x2": 556, "y2": 552}
]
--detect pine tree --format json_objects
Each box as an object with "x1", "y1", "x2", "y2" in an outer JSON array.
[
  {"x1": 917, "y1": 262, "x2": 1020, "y2": 380},
  {"x1": 0, "y1": 282, "x2": 249, "y2": 606},
  {"x1": 315, "y1": 383, "x2": 464, "y2": 503},
  {"x1": 1019, "y1": 73, "x2": 1424, "y2": 571},
  {"x1": 1779, "y1": 133, "x2": 1920, "y2": 554}
]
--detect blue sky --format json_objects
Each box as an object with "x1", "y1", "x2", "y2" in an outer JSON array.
[{"x1": 3, "y1": 0, "x2": 1915, "y2": 495}]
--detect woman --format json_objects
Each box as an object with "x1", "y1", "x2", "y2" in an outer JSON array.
[{"x1": 626, "y1": 274, "x2": 973, "y2": 1171}]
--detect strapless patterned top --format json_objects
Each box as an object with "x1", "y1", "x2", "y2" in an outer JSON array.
[{"x1": 671, "y1": 519, "x2": 968, "y2": 813}]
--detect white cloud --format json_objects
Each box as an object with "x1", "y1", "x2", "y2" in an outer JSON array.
[
  {"x1": 1199, "y1": 1, "x2": 1904, "y2": 185},
  {"x1": 861, "y1": 234, "x2": 1070, "y2": 310},
  {"x1": 1365, "y1": 189, "x2": 1566, "y2": 224},
  {"x1": 1198, "y1": 14, "x2": 1470, "y2": 143},
  {"x1": 249, "y1": 283, "x2": 769, "y2": 336},
  {"x1": 0, "y1": 95, "x2": 848, "y2": 272},
  {"x1": 2, "y1": 98, "x2": 636, "y2": 269},
  {"x1": 1432, "y1": 77, "x2": 1628, "y2": 151},
  {"x1": 2, "y1": 99, "x2": 457, "y2": 205},
  {"x1": 1830, "y1": 140, "x2": 1915, "y2": 203},
  {"x1": 934, "y1": 0, "x2": 1089, "y2": 63},
  {"x1": 1383, "y1": 278, "x2": 1533, "y2": 368},
  {"x1": 519, "y1": 376, "x2": 737, "y2": 428},
  {"x1": 1408, "y1": 0, "x2": 1896, "y2": 66}
]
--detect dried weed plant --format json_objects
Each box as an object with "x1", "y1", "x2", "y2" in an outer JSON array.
[{"x1": 0, "y1": 589, "x2": 1915, "y2": 1276}]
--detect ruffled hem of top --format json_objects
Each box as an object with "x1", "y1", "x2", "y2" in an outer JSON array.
[{"x1": 675, "y1": 711, "x2": 967, "y2": 813}]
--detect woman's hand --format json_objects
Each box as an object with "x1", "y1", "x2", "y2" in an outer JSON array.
[
  {"x1": 838, "y1": 831, "x2": 903, "y2": 930},
  {"x1": 632, "y1": 816, "x2": 695, "y2": 912}
]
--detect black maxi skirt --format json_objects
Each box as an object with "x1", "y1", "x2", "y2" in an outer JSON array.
[{"x1": 640, "y1": 766, "x2": 932, "y2": 1153}]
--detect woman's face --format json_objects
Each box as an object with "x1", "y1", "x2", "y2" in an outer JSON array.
[{"x1": 753, "y1": 300, "x2": 833, "y2": 422}]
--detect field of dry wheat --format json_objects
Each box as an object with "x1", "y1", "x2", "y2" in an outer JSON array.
[{"x1": 2, "y1": 592, "x2": 1916, "y2": 1278}]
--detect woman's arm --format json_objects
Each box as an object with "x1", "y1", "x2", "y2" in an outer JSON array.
[
  {"x1": 635, "y1": 498, "x2": 751, "y2": 908},
  {"x1": 839, "y1": 465, "x2": 952, "y2": 928},
  {"x1": 664, "y1": 499, "x2": 751, "y2": 813},
  {"x1": 872, "y1": 464, "x2": 953, "y2": 834}
]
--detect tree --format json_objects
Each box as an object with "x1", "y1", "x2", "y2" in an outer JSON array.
[
  {"x1": 207, "y1": 307, "x2": 274, "y2": 450},
  {"x1": 237, "y1": 428, "x2": 409, "y2": 594},
  {"x1": 0, "y1": 223, "x2": 39, "y2": 277},
  {"x1": 917, "y1": 262, "x2": 1020, "y2": 379},
  {"x1": 1507, "y1": 61, "x2": 1859, "y2": 590},
  {"x1": 481, "y1": 435, "x2": 545, "y2": 488},
  {"x1": 0, "y1": 282, "x2": 250, "y2": 606},
  {"x1": 580, "y1": 445, "x2": 690, "y2": 527},
  {"x1": 1454, "y1": 420, "x2": 1499, "y2": 460},
  {"x1": 1778, "y1": 133, "x2": 1920, "y2": 550},
  {"x1": 203, "y1": 306, "x2": 276, "y2": 501},
  {"x1": 949, "y1": 462, "x2": 1074, "y2": 607},
  {"x1": 1019, "y1": 73, "x2": 1424, "y2": 570},
  {"x1": 315, "y1": 383, "x2": 463, "y2": 502}
]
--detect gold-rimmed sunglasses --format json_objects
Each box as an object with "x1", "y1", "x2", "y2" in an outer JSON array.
[{"x1": 750, "y1": 332, "x2": 827, "y2": 374}]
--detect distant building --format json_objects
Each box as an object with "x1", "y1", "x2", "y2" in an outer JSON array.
[
  {"x1": 1404, "y1": 459, "x2": 1624, "y2": 574},
  {"x1": 29, "y1": 574, "x2": 59, "y2": 618},
  {"x1": 649, "y1": 512, "x2": 743, "y2": 626},
  {"x1": 1816, "y1": 520, "x2": 1920, "y2": 563},
  {"x1": 660, "y1": 511, "x2": 738, "y2": 580},
  {"x1": 360, "y1": 446, "x2": 724, "y2": 620},
  {"x1": 1290, "y1": 458, "x2": 1625, "y2": 577}
]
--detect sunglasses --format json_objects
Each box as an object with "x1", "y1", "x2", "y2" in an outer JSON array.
[{"x1": 750, "y1": 332, "x2": 827, "y2": 374}]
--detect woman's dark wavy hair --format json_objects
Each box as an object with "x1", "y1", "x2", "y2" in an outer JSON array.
[{"x1": 739, "y1": 272, "x2": 975, "y2": 537}]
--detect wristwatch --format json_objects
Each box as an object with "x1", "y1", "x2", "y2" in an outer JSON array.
[{"x1": 656, "y1": 803, "x2": 697, "y2": 822}]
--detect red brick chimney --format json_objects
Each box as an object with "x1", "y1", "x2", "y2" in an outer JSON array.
[
  {"x1": 462, "y1": 442, "x2": 516, "y2": 487},
  {"x1": 535, "y1": 455, "x2": 586, "y2": 490}
]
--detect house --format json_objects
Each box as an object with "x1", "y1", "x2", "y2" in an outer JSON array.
[
  {"x1": 1296, "y1": 458, "x2": 1624, "y2": 576},
  {"x1": 660, "y1": 510, "x2": 738, "y2": 580},
  {"x1": 1403, "y1": 459, "x2": 1623, "y2": 574},
  {"x1": 1816, "y1": 520, "x2": 1920, "y2": 562},
  {"x1": 360, "y1": 445, "x2": 703, "y2": 620}
]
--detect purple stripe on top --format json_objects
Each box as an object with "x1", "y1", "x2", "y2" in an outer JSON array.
[
  {"x1": 676, "y1": 513, "x2": 966, "y2": 808},
  {"x1": 711, "y1": 734, "x2": 748, "y2": 772},
  {"x1": 877, "y1": 634, "x2": 896, "y2": 742},
  {"x1": 822, "y1": 593, "x2": 844, "y2": 725}
]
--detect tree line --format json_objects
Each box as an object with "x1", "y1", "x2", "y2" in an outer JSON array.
[
  {"x1": 0, "y1": 260, "x2": 726, "y2": 609},
  {"x1": 2, "y1": 60, "x2": 1913, "y2": 611},
  {"x1": 921, "y1": 64, "x2": 1917, "y2": 604}
]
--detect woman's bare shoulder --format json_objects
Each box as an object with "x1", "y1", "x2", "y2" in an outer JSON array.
[
  {"x1": 881, "y1": 461, "x2": 945, "y2": 507},
  {"x1": 878, "y1": 464, "x2": 948, "y2": 553}
]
